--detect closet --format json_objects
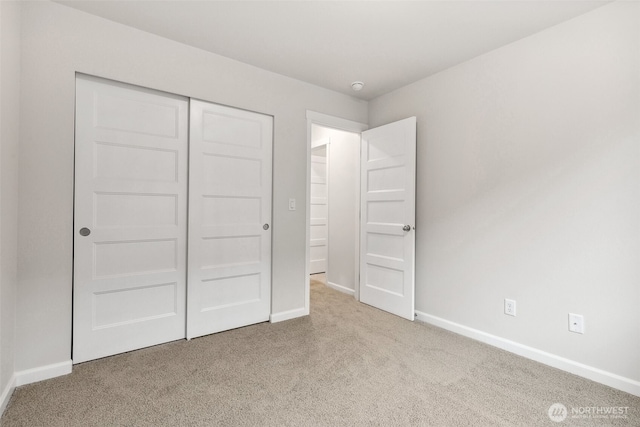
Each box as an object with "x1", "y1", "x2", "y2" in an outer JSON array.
[{"x1": 73, "y1": 75, "x2": 272, "y2": 363}]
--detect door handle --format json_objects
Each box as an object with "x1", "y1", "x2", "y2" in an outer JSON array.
[
  {"x1": 79, "y1": 227, "x2": 91, "y2": 236},
  {"x1": 263, "y1": 224, "x2": 270, "y2": 230},
  {"x1": 402, "y1": 225, "x2": 411, "y2": 232}
]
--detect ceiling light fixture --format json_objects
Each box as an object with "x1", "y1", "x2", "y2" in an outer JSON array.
[{"x1": 351, "y1": 81, "x2": 364, "y2": 91}]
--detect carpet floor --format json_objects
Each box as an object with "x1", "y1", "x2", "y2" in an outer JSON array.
[{"x1": 2, "y1": 275, "x2": 638, "y2": 426}]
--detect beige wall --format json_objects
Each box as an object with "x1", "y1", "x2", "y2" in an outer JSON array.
[
  {"x1": 369, "y1": 1, "x2": 639, "y2": 383},
  {"x1": 16, "y1": 0, "x2": 367, "y2": 372},
  {"x1": 0, "y1": 0, "x2": 21, "y2": 403}
]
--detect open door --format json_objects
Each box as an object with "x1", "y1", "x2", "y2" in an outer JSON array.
[{"x1": 359, "y1": 117, "x2": 416, "y2": 320}]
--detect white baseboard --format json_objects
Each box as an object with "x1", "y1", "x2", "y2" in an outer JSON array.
[
  {"x1": 326, "y1": 281, "x2": 355, "y2": 296},
  {"x1": 270, "y1": 306, "x2": 308, "y2": 323},
  {"x1": 0, "y1": 374, "x2": 16, "y2": 415},
  {"x1": 415, "y1": 311, "x2": 640, "y2": 397},
  {"x1": 15, "y1": 360, "x2": 72, "y2": 387}
]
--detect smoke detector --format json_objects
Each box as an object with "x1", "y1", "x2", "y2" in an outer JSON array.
[{"x1": 351, "y1": 81, "x2": 364, "y2": 91}]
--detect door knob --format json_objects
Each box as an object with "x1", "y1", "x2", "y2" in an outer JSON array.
[
  {"x1": 402, "y1": 225, "x2": 411, "y2": 232},
  {"x1": 79, "y1": 227, "x2": 91, "y2": 236},
  {"x1": 263, "y1": 224, "x2": 269, "y2": 230}
]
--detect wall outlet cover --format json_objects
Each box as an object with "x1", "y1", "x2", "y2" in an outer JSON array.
[
  {"x1": 569, "y1": 313, "x2": 584, "y2": 334},
  {"x1": 504, "y1": 299, "x2": 516, "y2": 316}
]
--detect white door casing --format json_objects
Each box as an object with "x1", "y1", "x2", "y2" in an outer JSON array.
[
  {"x1": 310, "y1": 144, "x2": 328, "y2": 274},
  {"x1": 359, "y1": 117, "x2": 416, "y2": 320},
  {"x1": 73, "y1": 75, "x2": 189, "y2": 363},
  {"x1": 187, "y1": 100, "x2": 273, "y2": 339}
]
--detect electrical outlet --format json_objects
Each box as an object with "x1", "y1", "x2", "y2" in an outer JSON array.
[
  {"x1": 569, "y1": 313, "x2": 584, "y2": 334},
  {"x1": 504, "y1": 299, "x2": 516, "y2": 316}
]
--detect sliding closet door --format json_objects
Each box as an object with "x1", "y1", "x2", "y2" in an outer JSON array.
[
  {"x1": 73, "y1": 75, "x2": 188, "y2": 363},
  {"x1": 187, "y1": 100, "x2": 273, "y2": 339}
]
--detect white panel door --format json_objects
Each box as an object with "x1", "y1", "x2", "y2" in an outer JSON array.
[
  {"x1": 359, "y1": 117, "x2": 416, "y2": 320},
  {"x1": 73, "y1": 75, "x2": 188, "y2": 363},
  {"x1": 310, "y1": 147, "x2": 328, "y2": 274},
  {"x1": 187, "y1": 100, "x2": 273, "y2": 339}
]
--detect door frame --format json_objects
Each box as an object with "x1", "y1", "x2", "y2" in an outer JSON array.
[{"x1": 305, "y1": 111, "x2": 367, "y2": 313}]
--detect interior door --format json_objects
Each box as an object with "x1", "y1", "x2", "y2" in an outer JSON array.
[
  {"x1": 73, "y1": 75, "x2": 188, "y2": 363},
  {"x1": 187, "y1": 100, "x2": 273, "y2": 339},
  {"x1": 359, "y1": 117, "x2": 416, "y2": 320},
  {"x1": 310, "y1": 145, "x2": 328, "y2": 274}
]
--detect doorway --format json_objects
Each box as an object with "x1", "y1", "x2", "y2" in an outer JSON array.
[
  {"x1": 305, "y1": 112, "x2": 368, "y2": 310},
  {"x1": 305, "y1": 111, "x2": 417, "y2": 321},
  {"x1": 309, "y1": 124, "x2": 361, "y2": 296}
]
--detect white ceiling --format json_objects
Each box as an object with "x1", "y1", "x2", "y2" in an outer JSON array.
[{"x1": 56, "y1": 0, "x2": 608, "y2": 100}]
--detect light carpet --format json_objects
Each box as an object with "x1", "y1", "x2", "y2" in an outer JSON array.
[{"x1": 2, "y1": 276, "x2": 638, "y2": 426}]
